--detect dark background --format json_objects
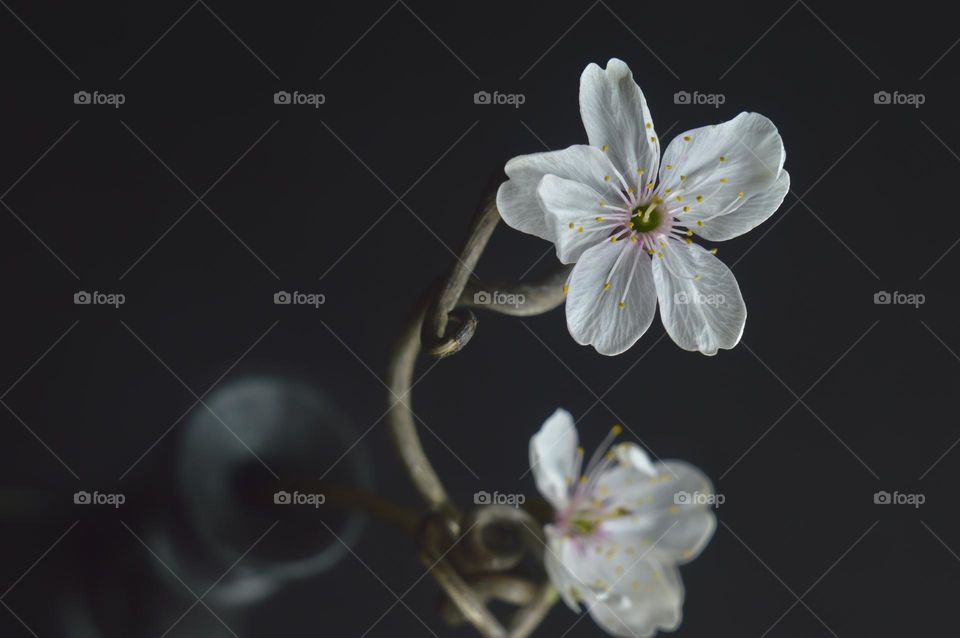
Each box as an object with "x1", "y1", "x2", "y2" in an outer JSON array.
[{"x1": 0, "y1": 0, "x2": 957, "y2": 636}]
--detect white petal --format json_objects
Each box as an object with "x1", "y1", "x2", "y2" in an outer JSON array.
[
  {"x1": 695, "y1": 169, "x2": 790, "y2": 241},
  {"x1": 566, "y1": 240, "x2": 658, "y2": 356},
  {"x1": 588, "y1": 561, "x2": 684, "y2": 638},
  {"x1": 544, "y1": 525, "x2": 688, "y2": 638},
  {"x1": 652, "y1": 240, "x2": 746, "y2": 355},
  {"x1": 599, "y1": 460, "x2": 717, "y2": 565},
  {"x1": 580, "y1": 59, "x2": 660, "y2": 180},
  {"x1": 529, "y1": 409, "x2": 579, "y2": 510},
  {"x1": 543, "y1": 528, "x2": 584, "y2": 611},
  {"x1": 658, "y1": 112, "x2": 786, "y2": 240},
  {"x1": 498, "y1": 145, "x2": 622, "y2": 242},
  {"x1": 537, "y1": 174, "x2": 627, "y2": 264}
]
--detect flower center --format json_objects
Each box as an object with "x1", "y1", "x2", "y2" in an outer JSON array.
[
  {"x1": 570, "y1": 515, "x2": 599, "y2": 536},
  {"x1": 629, "y1": 202, "x2": 663, "y2": 233}
]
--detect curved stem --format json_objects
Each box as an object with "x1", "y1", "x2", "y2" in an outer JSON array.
[{"x1": 385, "y1": 291, "x2": 457, "y2": 519}]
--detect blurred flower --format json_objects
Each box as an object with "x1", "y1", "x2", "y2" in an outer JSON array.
[
  {"x1": 498, "y1": 58, "x2": 789, "y2": 355},
  {"x1": 530, "y1": 409, "x2": 716, "y2": 637}
]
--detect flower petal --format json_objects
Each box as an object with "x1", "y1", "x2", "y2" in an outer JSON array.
[
  {"x1": 537, "y1": 174, "x2": 626, "y2": 264},
  {"x1": 694, "y1": 169, "x2": 790, "y2": 242},
  {"x1": 658, "y1": 112, "x2": 786, "y2": 240},
  {"x1": 588, "y1": 560, "x2": 684, "y2": 638},
  {"x1": 546, "y1": 529, "x2": 685, "y2": 638},
  {"x1": 529, "y1": 409, "x2": 579, "y2": 510},
  {"x1": 599, "y1": 459, "x2": 717, "y2": 565},
  {"x1": 566, "y1": 240, "x2": 658, "y2": 356},
  {"x1": 498, "y1": 145, "x2": 622, "y2": 242},
  {"x1": 652, "y1": 241, "x2": 746, "y2": 355},
  {"x1": 580, "y1": 59, "x2": 660, "y2": 181}
]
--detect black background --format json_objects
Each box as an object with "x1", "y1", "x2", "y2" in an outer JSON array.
[{"x1": 1, "y1": 1, "x2": 958, "y2": 636}]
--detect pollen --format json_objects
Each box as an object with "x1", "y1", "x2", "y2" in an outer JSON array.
[
  {"x1": 696, "y1": 220, "x2": 704, "y2": 227},
  {"x1": 610, "y1": 236, "x2": 618, "y2": 243},
  {"x1": 710, "y1": 247, "x2": 718, "y2": 254},
  {"x1": 685, "y1": 238, "x2": 692, "y2": 245},
  {"x1": 683, "y1": 135, "x2": 691, "y2": 142},
  {"x1": 676, "y1": 195, "x2": 683, "y2": 202},
  {"x1": 636, "y1": 168, "x2": 644, "y2": 175},
  {"x1": 650, "y1": 136, "x2": 657, "y2": 143},
  {"x1": 562, "y1": 284, "x2": 569, "y2": 294},
  {"x1": 682, "y1": 206, "x2": 690, "y2": 212},
  {"x1": 568, "y1": 222, "x2": 574, "y2": 229},
  {"x1": 666, "y1": 164, "x2": 673, "y2": 170},
  {"x1": 603, "y1": 175, "x2": 610, "y2": 182},
  {"x1": 595, "y1": 216, "x2": 604, "y2": 221},
  {"x1": 719, "y1": 177, "x2": 728, "y2": 183},
  {"x1": 645, "y1": 122, "x2": 652, "y2": 129},
  {"x1": 696, "y1": 195, "x2": 704, "y2": 203},
  {"x1": 738, "y1": 191, "x2": 745, "y2": 198},
  {"x1": 686, "y1": 229, "x2": 692, "y2": 236},
  {"x1": 601, "y1": 144, "x2": 609, "y2": 152},
  {"x1": 611, "y1": 424, "x2": 623, "y2": 435},
  {"x1": 680, "y1": 175, "x2": 687, "y2": 182},
  {"x1": 603, "y1": 282, "x2": 611, "y2": 291},
  {"x1": 618, "y1": 301, "x2": 625, "y2": 308},
  {"x1": 577, "y1": 226, "x2": 584, "y2": 233},
  {"x1": 646, "y1": 181, "x2": 654, "y2": 189},
  {"x1": 719, "y1": 155, "x2": 726, "y2": 162}
]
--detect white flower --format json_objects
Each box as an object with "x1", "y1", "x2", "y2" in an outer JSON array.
[
  {"x1": 530, "y1": 409, "x2": 716, "y2": 637},
  {"x1": 497, "y1": 58, "x2": 789, "y2": 355}
]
